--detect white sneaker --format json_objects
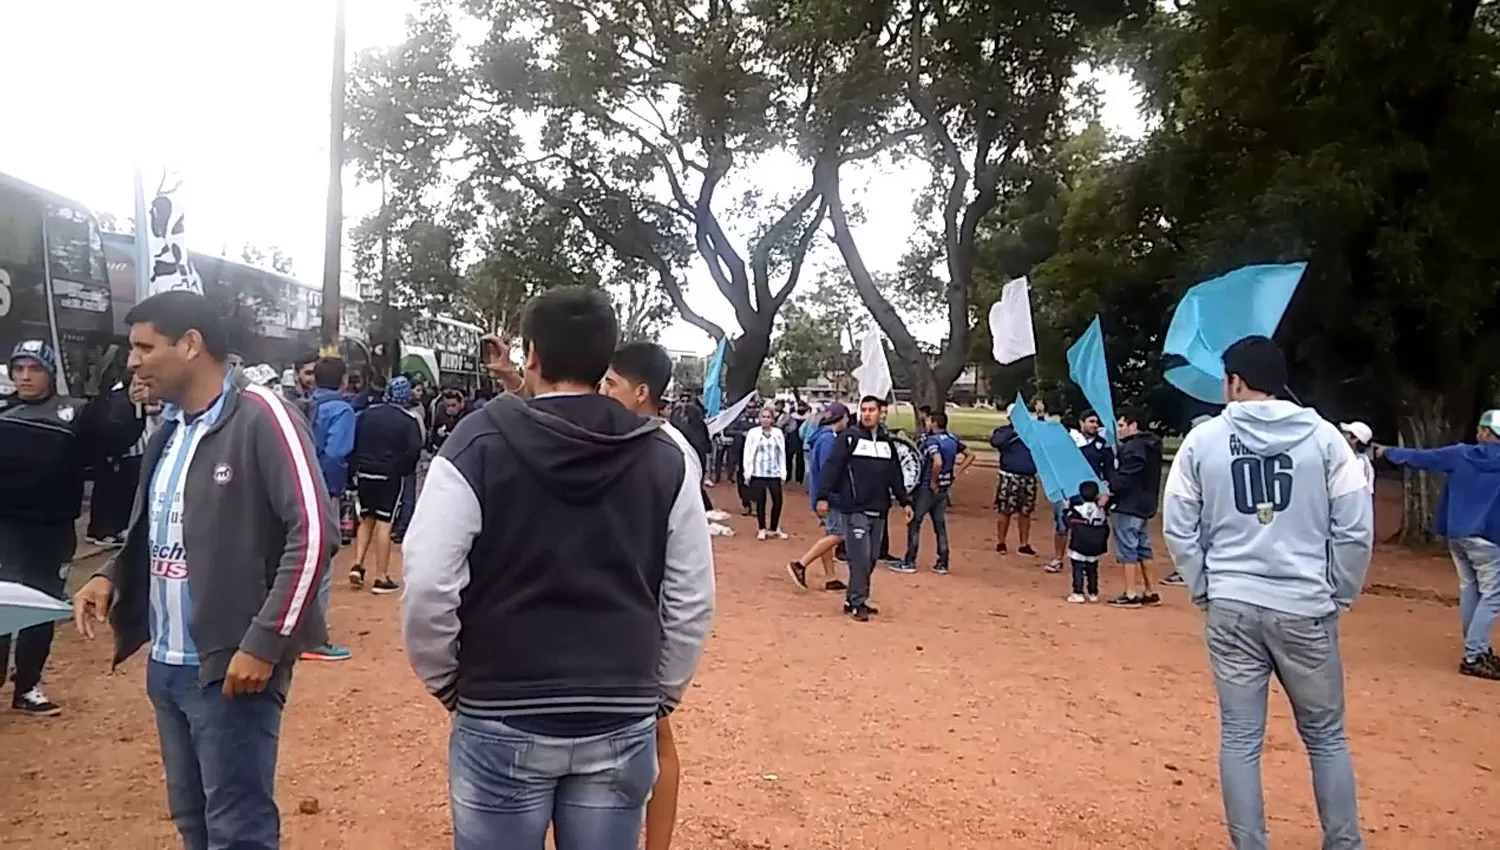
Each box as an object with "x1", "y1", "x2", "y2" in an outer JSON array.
[
  {"x1": 756, "y1": 529, "x2": 769, "y2": 541},
  {"x1": 706, "y1": 509, "x2": 730, "y2": 521},
  {"x1": 707, "y1": 523, "x2": 735, "y2": 537},
  {"x1": 12, "y1": 686, "x2": 61, "y2": 717},
  {"x1": 771, "y1": 530, "x2": 789, "y2": 539},
  {"x1": 1066, "y1": 593, "x2": 1087, "y2": 604}
]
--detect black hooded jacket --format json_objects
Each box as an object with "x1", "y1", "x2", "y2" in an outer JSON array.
[
  {"x1": 1108, "y1": 431, "x2": 1164, "y2": 519},
  {"x1": 440, "y1": 392, "x2": 688, "y2": 730}
]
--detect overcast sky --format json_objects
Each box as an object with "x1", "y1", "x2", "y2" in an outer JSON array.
[{"x1": 0, "y1": 1, "x2": 1143, "y2": 354}]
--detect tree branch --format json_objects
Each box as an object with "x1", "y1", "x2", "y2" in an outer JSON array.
[
  {"x1": 750, "y1": 183, "x2": 822, "y2": 310},
  {"x1": 772, "y1": 199, "x2": 827, "y2": 310}
]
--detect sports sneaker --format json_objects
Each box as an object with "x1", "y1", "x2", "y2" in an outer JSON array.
[
  {"x1": 888, "y1": 561, "x2": 917, "y2": 574},
  {"x1": 932, "y1": 563, "x2": 950, "y2": 575},
  {"x1": 787, "y1": 561, "x2": 809, "y2": 590},
  {"x1": 1016, "y1": 545, "x2": 1037, "y2": 556},
  {"x1": 770, "y1": 530, "x2": 789, "y2": 540},
  {"x1": 1141, "y1": 593, "x2": 1162, "y2": 607},
  {"x1": 1160, "y1": 571, "x2": 1187, "y2": 587},
  {"x1": 348, "y1": 564, "x2": 366, "y2": 588},
  {"x1": 843, "y1": 602, "x2": 880, "y2": 617},
  {"x1": 756, "y1": 530, "x2": 769, "y2": 541},
  {"x1": 1044, "y1": 559, "x2": 1065, "y2": 573},
  {"x1": 706, "y1": 509, "x2": 731, "y2": 521},
  {"x1": 1066, "y1": 593, "x2": 1087, "y2": 604},
  {"x1": 1086, "y1": 593, "x2": 1100, "y2": 603},
  {"x1": 12, "y1": 687, "x2": 61, "y2": 717},
  {"x1": 300, "y1": 643, "x2": 352, "y2": 662},
  {"x1": 845, "y1": 604, "x2": 875, "y2": 622},
  {"x1": 1107, "y1": 594, "x2": 1143, "y2": 608},
  {"x1": 995, "y1": 543, "x2": 1007, "y2": 554},
  {"x1": 371, "y1": 577, "x2": 400, "y2": 595},
  {"x1": 823, "y1": 579, "x2": 847, "y2": 591},
  {"x1": 1459, "y1": 655, "x2": 1500, "y2": 681}
]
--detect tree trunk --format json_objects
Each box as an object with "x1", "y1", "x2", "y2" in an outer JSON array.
[
  {"x1": 724, "y1": 324, "x2": 772, "y2": 401},
  {"x1": 1396, "y1": 393, "x2": 1450, "y2": 545}
]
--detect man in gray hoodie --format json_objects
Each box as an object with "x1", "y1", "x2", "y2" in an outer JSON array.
[
  {"x1": 73, "y1": 291, "x2": 336, "y2": 850},
  {"x1": 1162, "y1": 335, "x2": 1373, "y2": 850}
]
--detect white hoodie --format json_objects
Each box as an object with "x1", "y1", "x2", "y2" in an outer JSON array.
[{"x1": 1162, "y1": 400, "x2": 1374, "y2": 617}]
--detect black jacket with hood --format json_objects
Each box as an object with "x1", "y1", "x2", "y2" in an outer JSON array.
[
  {"x1": 399, "y1": 391, "x2": 716, "y2": 732},
  {"x1": 816, "y1": 424, "x2": 913, "y2": 514},
  {"x1": 1108, "y1": 431, "x2": 1164, "y2": 519}
]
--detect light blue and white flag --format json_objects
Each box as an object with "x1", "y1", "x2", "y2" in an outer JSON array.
[
  {"x1": 702, "y1": 336, "x2": 728, "y2": 416},
  {"x1": 1066, "y1": 315, "x2": 1118, "y2": 447},
  {"x1": 1163, "y1": 262, "x2": 1306, "y2": 403}
]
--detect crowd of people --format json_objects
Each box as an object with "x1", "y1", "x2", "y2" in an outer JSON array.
[{"x1": 0, "y1": 282, "x2": 1495, "y2": 850}]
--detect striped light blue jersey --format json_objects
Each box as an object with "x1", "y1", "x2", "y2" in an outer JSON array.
[{"x1": 148, "y1": 390, "x2": 229, "y2": 666}]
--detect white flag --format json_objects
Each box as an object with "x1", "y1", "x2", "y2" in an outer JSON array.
[
  {"x1": 988, "y1": 276, "x2": 1037, "y2": 365},
  {"x1": 853, "y1": 329, "x2": 893, "y2": 401},
  {"x1": 137, "y1": 174, "x2": 203, "y2": 296},
  {"x1": 706, "y1": 392, "x2": 758, "y2": 437}
]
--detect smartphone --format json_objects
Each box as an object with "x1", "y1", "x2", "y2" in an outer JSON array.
[{"x1": 481, "y1": 337, "x2": 502, "y2": 363}]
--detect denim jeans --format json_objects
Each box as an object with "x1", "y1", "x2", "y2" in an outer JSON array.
[
  {"x1": 147, "y1": 660, "x2": 290, "y2": 850},
  {"x1": 903, "y1": 487, "x2": 949, "y2": 566},
  {"x1": 1449, "y1": 537, "x2": 1500, "y2": 662},
  {"x1": 842, "y1": 511, "x2": 884, "y2": 609},
  {"x1": 391, "y1": 472, "x2": 418, "y2": 543},
  {"x1": 449, "y1": 714, "x2": 658, "y2": 850},
  {"x1": 1205, "y1": 599, "x2": 1363, "y2": 850}
]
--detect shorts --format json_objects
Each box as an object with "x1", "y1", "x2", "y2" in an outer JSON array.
[
  {"x1": 820, "y1": 510, "x2": 849, "y2": 537},
  {"x1": 1112, "y1": 513, "x2": 1153, "y2": 563},
  {"x1": 993, "y1": 471, "x2": 1037, "y2": 516},
  {"x1": 355, "y1": 474, "x2": 401, "y2": 522},
  {"x1": 1051, "y1": 501, "x2": 1067, "y2": 535}
]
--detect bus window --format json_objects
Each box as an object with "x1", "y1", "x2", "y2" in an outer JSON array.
[
  {"x1": 46, "y1": 205, "x2": 106, "y2": 284},
  {"x1": 0, "y1": 191, "x2": 44, "y2": 270}
]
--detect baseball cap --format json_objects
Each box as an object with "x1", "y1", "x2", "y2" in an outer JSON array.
[
  {"x1": 820, "y1": 401, "x2": 849, "y2": 424},
  {"x1": 1339, "y1": 421, "x2": 1373, "y2": 444},
  {"x1": 385, "y1": 375, "x2": 413, "y2": 405},
  {"x1": 1480, "y1": 410, "x2": 1499, "y2": 434}
]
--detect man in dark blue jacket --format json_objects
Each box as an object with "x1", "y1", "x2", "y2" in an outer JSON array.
[
  {"x1": 788, "y1": 403, "x2": 852, "y2": 592},
  {"x1": 1106, "y1": 408, "x2": 1164, "y2": 607},
  {"x1": 348, "y1": 376, "x2": 423, "y2": 595},
  {"x1": 302, "y1": 358, "x2": 355, "y2": 661},
  {"x1": 816, "y1": 397, "x2": 913, "y2": 621},
  {"x1": 990, "y1": 416, "x2": 1040, "y2": 556}
]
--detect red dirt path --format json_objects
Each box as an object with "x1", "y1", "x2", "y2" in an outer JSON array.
[{"x1": 3, "y1": 474, "x2": 1498, "y2": 849}]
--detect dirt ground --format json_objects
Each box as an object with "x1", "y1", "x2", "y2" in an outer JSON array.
[{"x1": 4, "y1": 473, "x2": 1498, "y2": 849}]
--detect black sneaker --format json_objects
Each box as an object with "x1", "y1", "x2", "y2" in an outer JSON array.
[
  {"x1": 1160, "y1": 572, "x2": 1187, "y2": 587},
  {"x1": 842, "y1": 603, "x2": 879, "y2": 616},
  {"x1": 845, "y1": 605, "x2": 873, "y2": 622},
  {"x1": 371, "y1": 577, "x2": 400, "y2": 595},
  {"x1": 995, "y1": 543, "x2": 1008, "y2": 554},
  {"x1": 787, "y1": 561, "x2": 809, "y2": 590},
  {"x1": 888, "y1": 561, "x2": 917, "y2": 574},
  {"x1": 349, "y1": 564, "x2": 366, "y2": 588},
  {"x1": 932, "y1": 563, "x2": 950, "y2": 575},
  {"x1": 823, "y1": 579, "x2": 847, "y2": 591},
  {"x1": 1141, "y1": 593, "x2": 1162, "y2": 607},
  {"x1": 1106, "y1": 594, "x2": 1143, "y2": 608},
  {"x1": 1017, "y1": 545, "x2": 1037, "y2": 556},
  {"x1": 13, "y1": 687, "x2": 61, "y2": 717},
  {"x1": 1459, "y1": 655, "x2": 1500, "y2": 681}
]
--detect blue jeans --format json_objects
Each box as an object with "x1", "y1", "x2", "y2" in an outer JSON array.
[
  {"x1": 1449, "y1": 537, "x2": 1500, "y2": 662},
  {"x1": 903, "y1": 487, "x2": 949, "y2": 566},
  {"x1": 1205, "y1": 600, "x2": 1362, "y2": 850},
  {"x1": 147, "y1": 660, "x2": 290, "y2": 850},
  {"x1": 1112, "y1": 512, "x2": 1153, "y2": 562},
  {"x1": 449, "y1": 714, "x2": 658, "y2": 850}
]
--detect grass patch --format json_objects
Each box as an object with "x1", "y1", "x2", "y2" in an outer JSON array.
[{"x1": 884, "y1": 404, "x2": 1182, "y2": 456}]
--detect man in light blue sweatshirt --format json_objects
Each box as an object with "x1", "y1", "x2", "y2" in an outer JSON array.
[
  {"x1": 1378, "y1": 409, "x2": 1500, "y2": 680},
  {"x1": 1162, "y1": 336, "x2": 1373, "y2": 850}
]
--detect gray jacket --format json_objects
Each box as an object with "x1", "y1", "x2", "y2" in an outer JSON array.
[{"x1": 99, "y1": 370, "x2": 337, "y2": 684}]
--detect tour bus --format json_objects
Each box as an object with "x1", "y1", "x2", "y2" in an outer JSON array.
[{"x1": 1, "y1": 171, "x2": 484, "y2": 394}]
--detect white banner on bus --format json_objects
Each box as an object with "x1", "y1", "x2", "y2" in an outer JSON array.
[{"x1": 135, "y1": 173, "x2": 204, "y2": 296}]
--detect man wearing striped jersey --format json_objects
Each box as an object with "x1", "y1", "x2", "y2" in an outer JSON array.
[{"x1": 74, "y1": 291, "x2": 337, "y2": 850}]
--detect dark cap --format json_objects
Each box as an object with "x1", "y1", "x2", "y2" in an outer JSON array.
[{"x1": 820, "y1": 402, "x2": 849, "y2": 424}]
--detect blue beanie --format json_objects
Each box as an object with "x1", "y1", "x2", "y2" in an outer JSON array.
[
  {"x1": 385, "y1": 375, "x2": 413, "y2": 405},
  {"x1": 10, "y1": 340, "x2": 57, "y2": 377}
]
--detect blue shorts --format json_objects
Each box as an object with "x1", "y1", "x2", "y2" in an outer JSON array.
[
  {"x1": 1112, "y1": 513, "x2": 1153, "y2": 563},
  {"x1": 1051, "y1": 501, "x2": 1067, "y2": 535},
  {"x1": 819, "y1": 510, "x2": 849, "y2": 537}
]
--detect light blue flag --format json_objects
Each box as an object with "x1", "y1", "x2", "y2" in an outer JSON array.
[
  {"x1": 701, "y1": 336, "x2": 728, "y2": 416},
  {"x1": 1066, "y1": 316, "x2": 1117, "y2": 447},
  {"x1": 1163, "y1": 262, "x2": 1307, "y2": 403},
  {"x1": 1010, "y1": 393, "x2": 1100, "y2": 504}
]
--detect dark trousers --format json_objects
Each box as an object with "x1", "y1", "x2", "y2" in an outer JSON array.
[
  {"x1": 1071, "y1": 558, "x2": 1100, "y2": 595},
  {"x1": 786, "y1": 434, "x2": 804, "y2": 483},
  {"x1": 843, "y1": 512, "x2": 885, "y2": 609},
  {"x1": 877, "y1": 510, "x2": 894, "y2": 560},
  {"x1": 149, "y1": 660, "x2": 290, "y2": 850},
  {"x1": 88, "y1": 455, "x2": 143, "y2": 539},
  {"x1": 0, "y1": 520, "x2": 76, "y2": 695},
  {"x1": 748, "y1": 477, "x2": 784, "y2": 531},
  {"x1": 728, "y1": 436, "x2": 751, "y2": 509},
  {"x1": 390, "y1": 472, "x2": 418, "y2": 543},
  {"x1": 711, "y1": 442, "x2": 733, "y2": 483},
  {"x1": 903, "y1": 488, "x2": 950, "y2": 566}
]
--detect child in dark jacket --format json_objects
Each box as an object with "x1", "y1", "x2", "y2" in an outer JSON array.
[{"x1": 1065, "y1": 480, "x2": 1110, "y2": 603}]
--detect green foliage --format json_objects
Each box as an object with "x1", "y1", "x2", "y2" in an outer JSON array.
[{"x1": 771, "y1": 302, "x2": 840, "y2": 390}]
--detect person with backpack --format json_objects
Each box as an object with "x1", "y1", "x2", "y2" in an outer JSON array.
[{"x1": 891, "y1": 410, "x2": 973, "y2": 575}]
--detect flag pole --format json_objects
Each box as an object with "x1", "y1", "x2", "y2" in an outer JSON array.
[
  {"x1": 319, "y1": 0, "x2": 348, "y2": 358},
  {"x1": 132, "y1": 166, "x2": 151, "y2": 303}
]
